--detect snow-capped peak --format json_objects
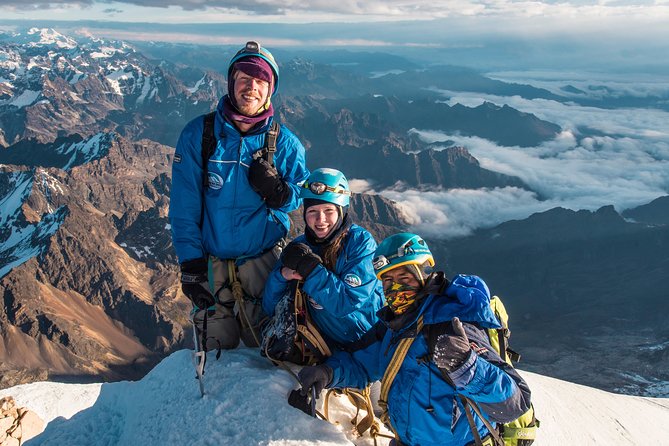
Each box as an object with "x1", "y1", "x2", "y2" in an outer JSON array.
[{"x1": 26, "y1": 28, "x2": 78, "y2": 50}]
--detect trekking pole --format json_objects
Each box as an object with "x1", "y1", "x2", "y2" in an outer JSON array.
[{"x1": 191, "y1": 311, "x2": 207, "y2": 397}]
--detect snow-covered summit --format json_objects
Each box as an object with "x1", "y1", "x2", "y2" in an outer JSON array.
[
  {"x1": 25, "y1": 28, "x2": 78, "y2": 50},
  {"x1": 1, "y1": 348, "x2": 668, "y2": 445}
]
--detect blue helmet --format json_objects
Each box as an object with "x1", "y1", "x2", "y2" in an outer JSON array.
[
  {"x1": 300, "y1": 168, "x2": 352, "y2": 207},
  {"x1": 372, "y1": 233, "x2": 435, "y2": 279},
  {"x1": 228, "y1": 41, "x2": 279, "y2": 95}
]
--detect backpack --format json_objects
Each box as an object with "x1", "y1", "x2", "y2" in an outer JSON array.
[
  {"x1": 484, "y1": 296, "x2": 539, "y2": 446},
  {"x1": 427, "y1": 295, "x2": 539, "y2": 446},
  {"x1": 200, "y1": 111, "x2": 280, "y2": 190},
  {"x1": 261, "y1": 281, "x2": 332, "y2": 366}
]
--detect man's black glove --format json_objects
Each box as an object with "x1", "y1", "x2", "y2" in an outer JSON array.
[
  {"x1": 180, "y1": 258, "x2": 215, "y2": 309},
  {"x1": 433, "y1": 317, "x2": 473, "y2": 372},
  {"x1": 281, "y1": 243, "x2": 322, "y2": 278},
  {"x1": 297, "y1": 364, "x2": 333, "y2": 396},
  {"x1": 248, "y1": 158, "x2": 291, "y2": 208}
]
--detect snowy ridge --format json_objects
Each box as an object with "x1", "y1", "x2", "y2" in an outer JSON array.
[
  {"x1": 0, "y1": 169, "x2": 67, "y2": 279},
  {"x1": 0, "y1": 28, "x2": 165, "y2": 109},
  {"x1": 1, "y1": 348, "x2": 668, "y2": 446},
  {"x1": 54, "y1": 132, "x2": 114, "y2": 170},
  {"x1": 0, "y1": 170, "x2": 32, "y2": 227}
]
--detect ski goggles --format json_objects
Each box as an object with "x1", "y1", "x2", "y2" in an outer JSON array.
[{"x1": 303, "y1": 181, "x2": 352, "y2": 197}]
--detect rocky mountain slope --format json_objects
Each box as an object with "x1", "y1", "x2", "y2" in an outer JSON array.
[{"x1": 436, "y1": 201, "x2": 669, "y2": 395}]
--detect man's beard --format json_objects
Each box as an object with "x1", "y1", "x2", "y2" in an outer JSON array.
[{"x1": 235, "y1": 91, "x2": 264, "y2": 116}]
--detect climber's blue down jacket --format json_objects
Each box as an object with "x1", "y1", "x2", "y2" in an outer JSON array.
[
  {"x1": 326, "y1": 274, "x2": 532, "y2": 446},
  {"x1": 170, "y1": 98, "x2": 308, "y2": 263},
  {"x1": 263, "y1": 224, "x2": 384, "y2": 347}
]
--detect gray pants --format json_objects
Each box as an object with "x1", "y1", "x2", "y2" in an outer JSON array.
[{"x1": 193, "y1": 247, "x2": 280, "y2": 350}]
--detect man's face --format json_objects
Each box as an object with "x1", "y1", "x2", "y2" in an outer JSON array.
[
  {"x1": 380, "y1": 266, "x2": 422, "y2": 314},
  {"x1": 233, "y1": 70, "x2": 270, "y2": 116},
  {"x1": 380, "y1": 266, "x2": 421, "y2": 292}
]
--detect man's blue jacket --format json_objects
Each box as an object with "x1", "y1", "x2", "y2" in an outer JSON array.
[
  {"x1": 326, "y1": 274, "x2": 532, "y2": 446},
  {"x1": 169, "y1": 97, "x2": 309, "y2": 263},
  {"x1": 262, "y1": 224, "x2": 384, "y2": 346}
]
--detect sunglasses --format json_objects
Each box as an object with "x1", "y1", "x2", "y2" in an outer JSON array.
[{"x1": 303, "y1": 181, "x2": 352, "y2": 197}]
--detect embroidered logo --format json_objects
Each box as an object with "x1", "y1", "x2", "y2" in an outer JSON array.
[
  {"x1": 344, "y1": 273, "x2": 362, "y2": 287},
  {"x1": 173, "y1": 154, "x2": 182, "y2": 164},
  {"x1": 207, "y1": 172, "x2": 224, "y2": 190}
]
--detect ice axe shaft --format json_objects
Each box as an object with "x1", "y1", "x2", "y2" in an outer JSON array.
[{"x1": 191, "y1": 313, "x2": 206, "y2": 397}]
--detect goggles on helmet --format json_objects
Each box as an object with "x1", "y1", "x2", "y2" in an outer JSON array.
[{"x1": 303, "y1": 181, "x2": 352, "y2": 197}]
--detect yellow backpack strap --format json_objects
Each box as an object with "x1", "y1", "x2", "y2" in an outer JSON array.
[
  {"x1": 294, "y1": 288, "x2": 332, "y2": 363},
  {"x1": 378, "y1": 315, "x2": 424, "y2": 439}
]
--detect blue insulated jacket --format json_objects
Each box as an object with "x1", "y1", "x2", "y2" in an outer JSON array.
[
  {"x1": 326, "y1": 275, "x2": 531, "y2": 446},
  {"x1": 262, "y1": 224, "x2": 384, "y2": 346},
  {"x1": 169, "y1": 97, "x2": 309, "y2": 262}
]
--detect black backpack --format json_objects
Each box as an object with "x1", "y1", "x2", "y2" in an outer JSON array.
[{"x1": 200, "y1": 111, "x2": 280, "y2": 189}]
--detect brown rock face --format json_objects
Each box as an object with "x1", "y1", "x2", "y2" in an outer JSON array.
[{"x1": 0, "y1": 135, "x2": 190, "y2": 389}]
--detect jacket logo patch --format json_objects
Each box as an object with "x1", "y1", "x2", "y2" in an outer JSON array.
[
  {"x1": 309, "y1": 297, "x2": 323, "y2": 310},
  {"x1": 207, "y1": 172, "x2": 224, "y2": 190},
  {"x1": 173, "y1": 154, "x2": 182, "y2": 163},
  {"x1": 344, "y1": 273, "x2": 362, "y2": 287}
]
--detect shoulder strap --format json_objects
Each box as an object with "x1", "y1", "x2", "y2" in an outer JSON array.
[
  {"x1": 201, "y1": 111, "x2": 216, "y2": 189},
  {"x1": 425, "y1": 323, "x2": 505, "y2": 446},
  {"x1": 265, "y1": 120, "x2": 280, "y2": 166},
  {"x1": 378, "y1": 316, "x2": 424, "y2": 439}
]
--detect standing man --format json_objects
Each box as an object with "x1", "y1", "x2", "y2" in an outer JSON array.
[
  {"x1": 297, "y1": 233, "x2": 532, "y2": 446},
  {"x1": 170, "y1": 41, "x2": 309, "y2": 351}
]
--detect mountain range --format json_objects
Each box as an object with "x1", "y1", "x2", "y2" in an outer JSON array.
[{"x1": 1, "y1": 28, "x2": 667, "y2": 397}]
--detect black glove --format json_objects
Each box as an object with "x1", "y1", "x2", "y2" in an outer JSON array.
[
  {"x1": 248, "y1": 158, "x2": 291, "y2": 208},
  {"x1": 297, "y1": 364, "x2": 333, "y2": 396},
  {"x1": 180, "y1": 258, "x2": 215, "y2": 309},
  {"x1": 433, "y1": 317, "x2": 472, "y2": 372},
  {"x1": 281, "y1": 243, "x2": 322, "y2": 278}
]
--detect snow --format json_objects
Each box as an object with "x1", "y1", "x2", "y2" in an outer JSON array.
[
  {"x1": 188, "y1": 75, "x2": 206, "y2": 94},
  {"x1": 0, "y1": 208, "x2": 66, "y2": 279},
  {"x1": 0, "y1": 170, "x2": 32, "y2": 226},
  {"x1": 54, "y1": 133, "x2": 114, "y2": 170},
  {"x1": 0, "y1": 170, "x2": 67, "y2": 278},
  {"x1": 1, "y1": 348, "x2": 668, "y2": 446},
  {"x1": 26, "y1": 28, "x2": 77, "y2": 50},
  {"x1": 136, "y1": 72, "x2": 155, "y2": 104},
  {"x1": 2, "y1": 88, "x2": 40, "y2": 107}
]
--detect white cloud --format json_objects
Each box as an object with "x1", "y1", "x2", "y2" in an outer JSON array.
[{"x1": 384, "y1": 75, "x2": 669, "y2": 239}]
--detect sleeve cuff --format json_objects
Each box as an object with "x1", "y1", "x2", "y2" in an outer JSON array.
[{"x1": 446, "y1": 350, "x2": 477, "y2": 388}]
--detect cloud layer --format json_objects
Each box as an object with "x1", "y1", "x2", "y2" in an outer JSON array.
[{"x1": 369, "y1": 74, "x2": 669, "y2": 239}]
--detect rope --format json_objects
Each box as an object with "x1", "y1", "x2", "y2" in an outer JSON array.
[{"x1": 227, "y1": 260, "x2": 263, "y2": 348}]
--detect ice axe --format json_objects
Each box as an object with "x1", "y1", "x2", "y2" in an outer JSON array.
[
  {"x1": 287, "y1": 385, "x2": 317, "y2": 417},
  {"x1": 191, "y1": 311, "x2": 207, "y2": 398}
]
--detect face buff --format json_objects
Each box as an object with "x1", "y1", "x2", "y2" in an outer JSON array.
[{"x1": 384, "y1": 282, "x2": 421, "y2": 315}]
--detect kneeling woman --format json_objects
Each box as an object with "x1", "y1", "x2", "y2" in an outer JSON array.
[{"x1": 261, "y1": 168, "x2": 384, "y2": 364}]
